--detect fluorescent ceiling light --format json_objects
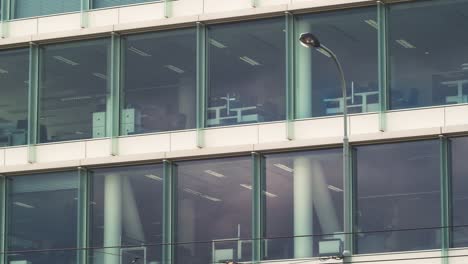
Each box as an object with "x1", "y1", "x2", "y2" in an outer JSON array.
[
  {"x1": 60, "y1": 95, "x2": 92, "y2": 102},
  {"x1": 165, "y1": 65, "x2": 185, "y2": 74},
  {"x1": 204, "y1": 170, "x2": 225, "y2": 178},
  {"x1": 239, "y1": 56, "x2": 261, "y2": 66},
  {"x1": 240, "y1": 184, "x2": 252, "y2": 190},
  {"x1": 364, "y1": 19, "x2": 378, "y2": 30},
  {"x1": 92, "y1": 72, "x2": 107, "y2": 80},
  {"x1": 53, "y1": 55, "x2": 79, "y2": 66},
  {"x1": 183, "y1": 188, "x2": 222, "y2": 202},
  {"x1": 145, "y1": 174, "x2": 163, "y2": 181},
  {"x1": 0, "y1": 68, "x2": 8, "y2": 74},
  {"x1": 209, "y1": 39, "x2": 227, "y2": 48},
  {"x1": 240, "y1": 184, "x2": 278, "y2": 198},
  {"x1": 128, "y1": 46, "x2": 152, "y2": 57},
  {"x1": 273, "y1": 163, "x2": 294, "y2": 173},
  {"x1": 396, "y1": 39, "x2": 416, "y2": 49},
  {"x1": 14, "y1": 202, "x2": 34, "y2": 209},
  {"x1": 328, "y1": 185, "x2": 343, "y2": 193}
]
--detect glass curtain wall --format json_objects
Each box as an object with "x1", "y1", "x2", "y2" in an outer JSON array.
[
  {"x1": 388, "y1": 0, "x2": 468, "y2": 110},
  {"x1": 175, "y1": 156, "x2": 252, "y2": 264},
  {"x1": 0, "y1": 48, "x2": 29, "y2": 147},
  {"x1": 294, "y1": 7, "x2": 378, "y2": 118},
  {"x1": 121, "y1": 28, "x2": 197, "y2": 135},
  {"x1": 264, "y1": 149, "x2": 343, "y2": 260},
  {"x1": 89, "y1": 164, "x2": 164, "y2": 264},
  {"x1": 451, "y1": 137, "x2": 468, "y2": 247},
  {"x1": 355, "y1": 140, "x2": 441, "y2": 254},
  {"x1": 11, "y1": 0, "x2": 80, "y2": 19},
  {"x1": 6, "y1": 171, "x2": 80, "y2": 264},
  {"x1": 38, "y1": 38, "x2": 111, "y2": 143},
  {"x1": 206, "y1": 18, "x2": 286, "y2": 127},
  {"x1": 93, "y1": 0, "x2": 154, "y2": 9}
]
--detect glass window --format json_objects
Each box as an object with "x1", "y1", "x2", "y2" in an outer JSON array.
[
  {"x1": 206, "y1": 18, "x2": 286, "y2": 127},
  {"x1": 389, "y1": 0, "x2": 468, "y2": 110},
  {"x1": 39, "y1": 38, "x2": 111, "y2": 143},
  {"x1": 12, "y1": 0, "x2": 80, "y2": 19},
  {"x1": 355, "y1": 140, "x2": 441, "y2": 254},
  {"x1": 0, "y1": 48, "x2": 29, "y2": 147},
  {"x1": 89, "y1": 164, "x2": 164, "y2": 264},
  {"x1": 264, "y1": 149, "x2": 343, "y2": 260},
  {"x1": 451, "y1": 137, "x2": 468, "y2": 247},
  {"x1": 6, "y1": 171, "x2": 79, "y2": 264},
  {"x1": 93, "y1": 0, "x2": 154, "y2": 9},
  {"x1": 295, "y1": 7, "x2": 378, "y2": 118},
  {"x1": 121, "y1": 28, "x2": 196, "y2": 135},
  {"x1": 175, "y1": 156, "x2": 252, "y2": 264}
]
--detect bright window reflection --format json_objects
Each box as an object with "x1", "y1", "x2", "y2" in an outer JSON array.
[
  {"x1": 6, "y1": 171, "x2": 79, "y2": 264},
  {"x1": 206, "y1": 18, "x2": 286, "y2": 127},
  {"x1": 12, "y1": 0, "x2": 80, "y2": 19},
  {"x1": 175, "y1": 156, "x2": 252, "y2": 264},
  {"x1": 0, "y1": 48, "x2": 29, "y2": 147},
  {"x1": 264, "y1": 149, "x2": 343, "y2": 260},
  {"x1": 122, "y1": 28, "x2": 196, "y2": 135},
  {"x1": 39, "y1": 38, "x2": 111, "y2": 143},
  {"x1": 355, "y1": 140, "x2": 441, "y2": 253},
  {"x1": 89, "y1": 164, "x2": 164, "y2": 264},
  {"x1": 389, "y1": 0, "x2": 468, "y2": 109},
  {"x1": 295, "y1": 7, "x2": 378, "y2": 118}
]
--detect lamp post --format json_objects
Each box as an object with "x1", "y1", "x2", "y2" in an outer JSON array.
[{"x1": 299, "y1": 32, "x2": 351, "y2": 257}]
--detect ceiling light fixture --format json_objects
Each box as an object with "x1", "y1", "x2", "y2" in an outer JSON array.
[
  {"x1": 14, "y1": 202, "x2": 34, "y2": 209},
  {"x1": 273, "y1": 163, "x2": 294, "y2": 173},
  {"x1": 364, "y1": 19, "x2": 378, "y2": 30},
  {"x1": 53, "y1": 55, "x2": 79, "y2": 66},
  {"x1": 240, "y1": 184, "x2": 278, "y2": 198},
  {"x1": 165, "y1": 65, "x2": 185, "y2": 74},
  {"x1": 239, "y1": 56, "x2": 261, "y2": 66},
  {"x1": 396, "y1": 39, "x2": 416, "y2": 49},
  {"x1": 327, "y1": 185, "x2": 343, "y2": 193},
  {"x1": 145, "y1": 174, "x2": 163, "y2": 181},
  {"x1": 209, "y1": 39, "x2": 227, "y2": 48},
  {"x1": 128, "y1": 46, "x2": 152, "y2": 57},
  {"x1": 92, "y1": 72, "x2": 107, "y2": 80},
  {"x1": 204, "y1": 170, "x2": 225, "y2": 178},
  {"x1": 183, "y1": 188, "x2": 222, "y2": 202},
  {"x1": 0, "y1": 68, "x2": 8, "y2": 74}
]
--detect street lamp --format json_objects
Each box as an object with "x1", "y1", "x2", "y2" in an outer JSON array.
[{"x1": 299, "y1": 32, "x2": 351, "y2": 258}]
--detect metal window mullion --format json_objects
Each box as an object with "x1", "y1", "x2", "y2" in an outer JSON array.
[
  {"x1": 439, "y1": 136, "x2": 451, "y2": 264},
  {"x1": 252, "y1": 152, "x2": 264, "y2": 263},
  {"x1": 285, "y1": 12, "x2": 295, "y2": 140},
  {"x1": 163, "y1": 160, "x2": 175, "y2": 264},
  {"x1": 80, "y1": 0, "x2": 90, "y2": 28},
  {"x1": 377, "y1": 1, "x2": 388, "y2": 132},
  {"x1": 0, "y1": 0, "x2": 10, "y2": 38},
  {"x1": 77, "y1": 167, "x2": 90, "y2": 264},
  {"x1": 196, "y1": 22, "x2": 207, "y2": 148},
  {"x1": 0, "y1": 176, "x2": 7, "y2": 264},
  {"x1": 28, "y1": 42, "x2": 39, "y2": 163},
  {"x1": 164, "y1": 0, "x2": 170, "y2": 18},
  {"x1": 251, "y1": 0, "x2": 258, "y2": 8},
  {"x1": 343, "y1": 140, "x2": 353, "y2": 256},
  {"x1": 109, "y1": 33, "x2": 121, "y2": 156}
]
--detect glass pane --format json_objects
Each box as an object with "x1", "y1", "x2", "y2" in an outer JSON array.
[
  {"x1": 89, "y1": 164, "x2": 164, "y2": 264},
  {"x1": 451, "y1": 137, "x2": 468, "y2": 247},
  {"x1": 175, "y1": 156, "x2": 252, "y2": 264},
  {"x1": 206, "y1": 18, "x2": 286, "y2": 127},
  {"x1": 355, "y1": 140, "x2": 441, "y2": 254},
  {"x1": 39, "y1": 38, "x2": 111, "y2": 143},
  {"x1": 6, "y1": 171, "x2": 79, "y2": 264},
  {"x1": 93, "y1": 0, "x2": 155, "y2": 9},
  {"x1": 122, "y1": 28, "x2": 196, "y2": 135},
  {"x1": 0, "y1": 48, "x2": 29, "y2": 147},
  {"x1": 12, "y1": 0, "x2": 80, "y2": 19},
  {"x1": 389, "y1": 0, "x2": 468, "y2": 110},
  {"x1": 295, "y1": 7, "x2": 378, "y2": 118},
  {"x1": 264, "y1": 149, "x2": 343, "y2": 260}
]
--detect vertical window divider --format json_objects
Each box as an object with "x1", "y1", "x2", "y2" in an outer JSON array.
[
  {"x1": 439, "y1": 135, "x2": 451, "y2": 264},
  {"x1": 81, "y1": 0, "x2": 90, "y2": 28},
  {"x1": 251, "y1": 0, "x2": 258, "y2": 8},
  {"x1": 285, "y1": 11, "x2": 295, "y2": 140},
  {"x1": 109, "y1": 33, "x2": 121, "y2": 156},
  {"x1": 196, "y1": 22, "x2": 207, "y2": 148},
  {"x1": 0, "y1": 0, "x2": 10, "y2": 38},
  {"x1": 77, "y1": 167, "x2": 90, "y2": 264},
  {"x1": 377, "y1": 1, "x2": 388, "y2": 132},
  {"x1": 164, "y1": 0, "x2": 171, "y2": 18},
  {"x1": 163, "y1": 160, "x2": 175, "y2": 264},
  {"x1": 0, "y1": 176, "x2": 6, "y2": 264},
  {"x1": 343, "y1": 141, "x2": 353, "y2": 256},
  {"x1": 28, "y1": 42, "x2": 39, "y2": 164},
  {"x1": 252, "y1": 152, "x2": 265, "y2": 263}
]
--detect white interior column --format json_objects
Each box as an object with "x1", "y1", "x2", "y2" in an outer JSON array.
[
  {"x1": 294, "y1": 157, "x2": 313, "y2": 258},
  {"x1": 178, "y1": 76, "x2": 196, "y2": 129},
  {"x1": 122, "y1": 176, "x2": 145, "y2": 244},
  {"x1": 295, "y1": 22, "x2": 313, "y2": 119},
  {"x1": 103, "y1": 174, "x2": 122, "y2": 264},
  {"x1": 179, "y1": 198, "x2": 196, "y2": 255}
]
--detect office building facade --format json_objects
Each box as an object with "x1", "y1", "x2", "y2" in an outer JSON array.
[{"x1": 0, "y1": 0, "x2": 467, "y2": 263}]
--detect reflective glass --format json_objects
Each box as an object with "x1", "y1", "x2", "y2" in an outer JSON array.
[
  {"x1": 264, "y1": 149, "x2": 343, "y2": 260},
  {"x1": 89, "y1": 164, "x2": 164, "y2": 264},
  {"x1": 388, "y1": 0, "x2": 468, "y2": 110},
  {"x1": 12, "y1": 0, "x2": 80, "y2": 19},
  {"x1": 451, "y1": 137, "x2": 468, "y2": 247},
  {"x1": 38, "y1": 38, "x2": 111, "y2": 143},
  {"x1": 93, "y1": 0, "x2": 154, "y2": 9},
  {"x1": 175, "y1": 156, "x2": 252, "y2": 264},
  {"x1": 0, "y1": 48, "x2": 29, "y2": 147},
  {"x1": 6, "y1": 171, "x2": 79, "y2": 264},
  {"x1": 121, "y1": 28, "x2": 196, "y2": 135},
  {"x1": 206, "y1": 18, "x2": 285, "y2": 127},
  {"x1": 355, "y1": 140, "x2": 441, "y2": 253},
  {"x1": 295, "y1": 7, "x2": 378, "y2": 118}
]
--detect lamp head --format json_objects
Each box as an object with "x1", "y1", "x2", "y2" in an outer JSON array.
[{"x1": 299, "y1": 32, "x2": 321, "y2": 48}]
